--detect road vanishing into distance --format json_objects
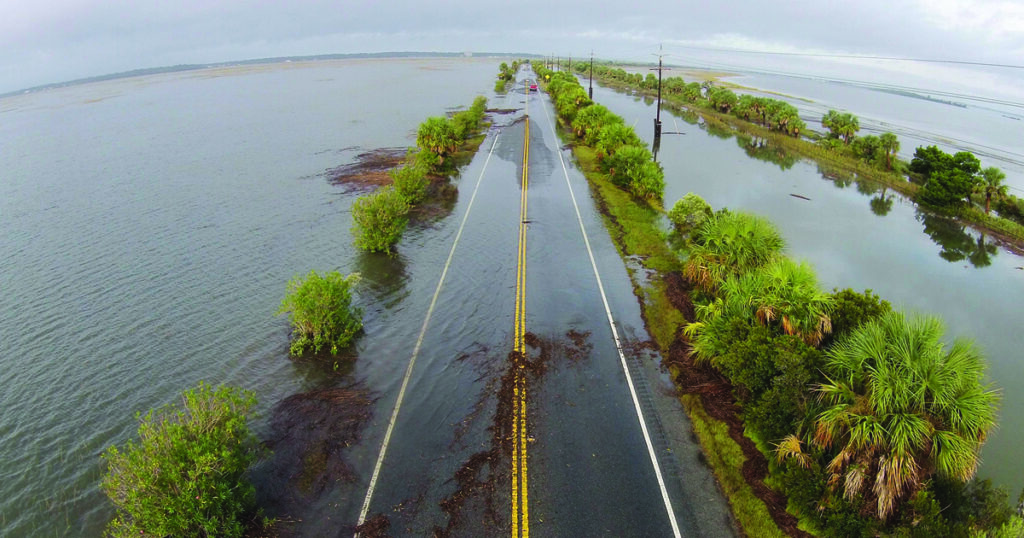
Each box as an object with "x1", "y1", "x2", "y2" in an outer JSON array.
[{"x1": 344, "y1": 66, "x2": 736, "y2": 537}]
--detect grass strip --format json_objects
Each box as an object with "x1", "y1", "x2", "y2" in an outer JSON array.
[
  {"x1": 563, "y1": 130, "x2": 787, "y2": 536},
  {"x1": 680, "y1": 394, "x2": 788, "y2": 538}
]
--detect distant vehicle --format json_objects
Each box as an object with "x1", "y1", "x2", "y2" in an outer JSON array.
[{"x1": 529, "y1": 83, "x2": 538, "y2": 92}]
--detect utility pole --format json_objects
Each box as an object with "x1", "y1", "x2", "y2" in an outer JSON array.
[
  {"x1": 650, "y1": 45, "x2": 670, "y2": 140},
  {"x1": 589, "y1": 51, "x2": 594, "y2": 99},
  {"x1": 568, "y1": 55, "x2": 572, "y2": 73}
]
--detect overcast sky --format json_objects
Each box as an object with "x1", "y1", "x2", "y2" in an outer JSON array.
[{"x1": 3, "y1": 0, "x2": 1023, "y2": 95}]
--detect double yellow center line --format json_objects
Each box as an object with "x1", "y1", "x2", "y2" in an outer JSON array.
[{"x1": 511, "y1": 80, "x2": 531, "y2": 538}]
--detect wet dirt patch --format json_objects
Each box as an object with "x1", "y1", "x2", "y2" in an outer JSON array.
[
  {"x1": 354, "y1": 513, "x2": 391, "y2": 537},
  {"x1": 451, "y1": 344, "x2": 499, "y2": 448},
  {"x1": 258, "y1": 385, "x2": 375, "y2": 517},
  {"x1": 524, "y1": 329, "x2": 593, "y2": 368},
  {"x1": 324, "y1": 147, "x2": 407, "y2": 192},
  {"x1": 432, "y1": 330, "x2": 592, "y2": 536},
  {"x1": 663, "y1": 271, "x2": 695, "y2": 322}
]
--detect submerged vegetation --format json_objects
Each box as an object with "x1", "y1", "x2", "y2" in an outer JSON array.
[
  {"x1": 536, "y1": 60, "x2": 1020, "y2": 537},
  {"x1": 277, "y1": 270, "x2": 363, "y2": 356},
  {"x1": 101, "y1": 382, "x2": 263, "y2": 537},
  {"x1": 494, "y1": 60, "x2": 519, "y2": 92},
  {"x1": 582, "y1": 62, "x2": 1024, "y2": 246},
  {"x1": 351, "y1": 95, "x2": 488, "y2": 253}
]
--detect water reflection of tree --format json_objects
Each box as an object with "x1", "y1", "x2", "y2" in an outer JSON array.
[
  {"x1": 817, "y1": 164, "x2": 854, "y2": 188},
  {"x1": 674, "y1": 109, "x2": 699, "y2": 126},
  {"x1": 355, "y1": 249, "x2": 410, "y2": 309},
  {"x1": 737, "y1": 135, "x2": 797, "y2": 171},
  {"x1": 702, "y1": 119, "x2": 734, "y2": 140},
  {"x1": 870, "y1": 192, "x2": 894, "y2": 216},
  {"x1": 917, "y1": 211, "x2": 996, "y2": 267}
]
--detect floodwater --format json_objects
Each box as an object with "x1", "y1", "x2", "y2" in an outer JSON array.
[
  {"x1": 0, "y1": 57, "x2": 733, "y2": 537},
  {"x1": 590, "y1": 79, "x2": 1024, "y2": 496},
  {"x1": 0, "y1": 57, "x2": 502, "y2": 536},
  {"x1": 729, "y1": 71, "x2": 1024, "y2": 194}
]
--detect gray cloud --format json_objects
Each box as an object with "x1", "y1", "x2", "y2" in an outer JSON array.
[{"x1": 2, "y1": 0, "x2": 1021, "y2": 94}]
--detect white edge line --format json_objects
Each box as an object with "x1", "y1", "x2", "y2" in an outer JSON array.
[
  {"x1": 539, "y1": 95, "x2": 683, "y2": 538},
  {"x1": 355, "y1": 128, "x2": 501, "y2": 532}
]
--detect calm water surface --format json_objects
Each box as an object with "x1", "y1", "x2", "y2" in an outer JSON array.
[
  {"x1": 0, "y1": 57, "x2": 500, "y2": 536},
  {"x1": 592, "y1": 81, "x2": 1024, "y2": 496}
]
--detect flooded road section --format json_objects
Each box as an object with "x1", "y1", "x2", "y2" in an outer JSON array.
[
  {"x1": 588, "y1": 80, "x2": 1024, "y2": 496},
  {"x1": 0, "y1": 58, "x2": 734, "y2": 537},
  {"x1": 343, "y1": 71, "x2": 734, "y2": 537}
]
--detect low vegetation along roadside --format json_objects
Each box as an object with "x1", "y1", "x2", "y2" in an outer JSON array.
[
  {"x1": 580, "y1": 62, "x2": 1024, "y2": 247},
  {"x1": 494, "y1": 60, "x2": 519, "y2": 92},
  {"x1": 533, "y1": 61, "x2": 1024, "y2": 537},
  {"x1": 350, "y1": 95, "x2": 487, "y2": 255}
]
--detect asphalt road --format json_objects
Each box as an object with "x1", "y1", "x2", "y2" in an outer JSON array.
[{"x1": 349, "y1": 66, "x2": 737, "y2": 537}]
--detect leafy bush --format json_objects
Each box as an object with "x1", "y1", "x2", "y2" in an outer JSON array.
[
  {"x1": 913, "y1": 146, "x2": 983, "y2": 209},
  {"x1": 452, "y1": 96, "x2": 487, "y2": 139},
  {"x1": 101, "y1": 382, "x2": 260, "y2": 538},
  {"x1": 668, "y1": 193, "x2": 713, "y2": 232},
  {"x1": 596, "y1": 123, "x2": 642, "y2": 158},
  {"x1": 351, "y1": 186, "x2": 410, "y2": 254},
  {"x1": 572, "y1": 104, "x2": 620, "y2": 145},
  {"x1": 776, "y1": 461, "x2": 876, "y2": 537},
  {"x1": 632, "y1": 161, "x2": 665, "y2": 199},
  {"x1": 825, "y1": 288, "x2": 891, "y2": 343},
  {"x1": 602, "y1": 144, "x2": 664, "y2": 199},
  {"x1": 389, "y1": 157, "x2": 429, "y2": 205},
  {"x1": 277, "y1": 270, "x2": 363, "y2": 355}
]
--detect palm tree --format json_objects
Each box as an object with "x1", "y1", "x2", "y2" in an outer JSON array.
[
  {"x1": 748, "y1": 259, "x2": 834, "y2": 345},
  {"x1": 804, "y1": 311, "x2": 998, "y2": 520},
  {"x1": 572, "y1": 104, "x2": 617, "y2": 144},
  {"x1": 683, "y1": 211, "x2": 785, "y2": 293},
  {"x1": 838, "y1": 113, "x2": 860, "y2": 144},
  {"x1": 416, "y1": 117, "x2": 458, "y2": 164},
  {"x1": 975, "y1": 166, "x2": 1008, "y2": 214},
  {"x1": 821, "y1": 110, "x2": 860, "y2": 144},
  {"x1": 879, "y1": 133, "x2": 900, "y2": 170},
  {"x1": 685, "y1": 258, "x2": 833, "y2": 363}
]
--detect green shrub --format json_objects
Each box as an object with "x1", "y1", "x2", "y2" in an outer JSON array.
[
  {"x1": 389, "y1": 158, "x2": 429, "y2": 205},
  {"x1": 777, "y1": 461, "x2": 876, "y2": 537},
  {"x1": 596, "y1": 123, "x2": 642, "y2": 158},
  {"x1": 101, "y1": 382, "x2": 260, "y2": 538},
  {"x1": 351, "y1": 186, "x2": 410, "y2": 254},
  {"x1": 825, "y1": 288, "x2": 891, "y2": 343},
  {"x1": 668, "y1": 193, "x2": 713, "y2": 232},
  {"x1": 451, "y1": 96, "x2": 487, "y2": 140},
  {"x1": 277, "y1": 270, "x2": 363, "y2": 356},
  {"x1": 603, "y1": 144, "x2": 664, "y2": 201}
]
